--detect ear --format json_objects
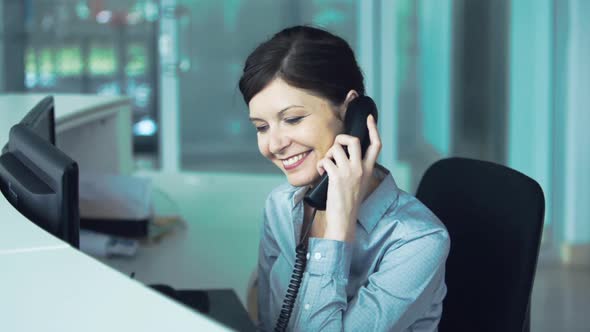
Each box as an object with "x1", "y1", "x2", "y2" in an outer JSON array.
[{"x1": 338, "y1": 90, "x2": 360, "y2": 120}]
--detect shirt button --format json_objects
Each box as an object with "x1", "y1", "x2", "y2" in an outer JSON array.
[
  {"x1": 304, "y1": 303, "x2": 311, "y2": 310},
  {"x1": 306, "y1": 252, "x2": 310, "y2": 260},
  {"x1": 314, "y1": 252, "x2": 322, "y2": 260}
]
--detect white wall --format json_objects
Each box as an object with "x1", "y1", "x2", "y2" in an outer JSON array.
[
  {"x1": 510, "y1": 0, "x2": 590, "y2": 250},
  {"x1": 419, "y1": 0, "x2": 451, "y2": 157},
  {"x1": 563, "y1": 0, "x2": 590, "y2": 244},
  {"x1": 508, "y1": 0, "x2": 552, "y2": 226}
]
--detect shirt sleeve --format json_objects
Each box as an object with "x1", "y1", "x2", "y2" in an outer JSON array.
[
  {"x1": 257, "y1": 209, "x2": 280, "y2": 332},
  {"x1": 291, "y1": 229, "x2": 450, "y2": 332}
]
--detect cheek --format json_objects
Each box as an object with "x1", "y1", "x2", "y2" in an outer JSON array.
[{"x1": 311, "y1": 123, "x2": 340, "y2": 151}]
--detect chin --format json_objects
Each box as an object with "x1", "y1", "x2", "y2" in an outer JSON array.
[{"x1": 285, "y1": 172, "x2": 320, "y2": 188}]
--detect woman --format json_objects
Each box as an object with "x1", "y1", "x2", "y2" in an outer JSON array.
[{"x1": 239, "y1": 26, "x2": 450, "y2": 332}]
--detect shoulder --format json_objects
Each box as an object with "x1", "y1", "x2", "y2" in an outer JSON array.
[
  {"x1": 260, "y1": 182, "x2": 303, "y2": 251},
  {"x1": 267, "y1": 181, "x2": 295, "y2": 200},
  {"x1": 382, "y1": 189, "x2": 450, "y2": 253},
  {"x1": 366, "y1": 165, "x2": 449, "y2": 251},
  {"x1": 261, "y1": 182, "x2": 298, "y2": 231},
  {"x1": 264, "y1": 181, "x2": 296, "y2": 210}
]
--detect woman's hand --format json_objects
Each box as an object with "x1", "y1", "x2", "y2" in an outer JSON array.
[{"x1": 316, "y1": 114, "x2": 382, "y2": 242}]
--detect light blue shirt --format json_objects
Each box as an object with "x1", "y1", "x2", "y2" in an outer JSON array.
[{"x1": 257, "y1": 165, "x2": 450, "y2": 331}]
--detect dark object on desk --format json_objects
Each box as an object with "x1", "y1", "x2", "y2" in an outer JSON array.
[
  {"x1": 80, "y1": 217, "x2": 148, "y2": 238},
  {"x1": 416, "y1": 157, "x2": 544, "y2": 332},
  {"x1": 149, "y1": 284, "x2": 210, "y2": 314},
  {"x1": 149, "y1": 285, "x2": 256, "y2": 331},
  {"x1": 205, "y1": 289, "x2": 257, "y2": 332},
  {"x1": 0, "y1": 96, "x2": 80, "y2": 248}
]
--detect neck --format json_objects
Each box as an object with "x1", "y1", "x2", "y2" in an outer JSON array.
[{"x1": 363, "y1": 171, "x2": 382, "y2": 202}]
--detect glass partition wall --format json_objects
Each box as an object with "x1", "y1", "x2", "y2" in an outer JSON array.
[{"x1": 2, "y1": 0, "x2": 585, "y2": 259}]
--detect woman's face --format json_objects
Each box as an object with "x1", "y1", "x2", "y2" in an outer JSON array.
[{"x1": 249, "y1": 78, "x2": 345, "y2": 187}]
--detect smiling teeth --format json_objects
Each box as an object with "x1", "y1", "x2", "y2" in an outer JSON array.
[{"x1": 283, "y1": 152, "x2": 308, "y2": 166}]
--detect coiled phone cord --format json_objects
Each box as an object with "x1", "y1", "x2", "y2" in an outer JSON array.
[{"x1": 274, "y1": 208, "x2": 317, "y2": 332}]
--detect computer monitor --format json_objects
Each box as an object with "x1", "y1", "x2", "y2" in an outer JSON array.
[{"x1": 0, "y1": 96, "x2": 80, "y2": 248}]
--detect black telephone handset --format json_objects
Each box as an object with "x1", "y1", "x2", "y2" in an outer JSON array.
[
  {"x1": 303, "y1": 96, "x2": 379, "y2": 210},
  {"x1": 274, "y1": 96, "x2": 379, "y2": 332}
]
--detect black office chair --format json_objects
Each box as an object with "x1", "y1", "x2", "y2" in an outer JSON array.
[{"x1": 415, "y1": 157, "x2": 544, "y2": 332}]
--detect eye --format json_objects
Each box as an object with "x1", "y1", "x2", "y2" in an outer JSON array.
[
  {"x1": 285, "y1": 116, "x2": 304, "y2": 125},
  {"x1": 255, "y1": 125, "x2": 269, "y2": 133}
]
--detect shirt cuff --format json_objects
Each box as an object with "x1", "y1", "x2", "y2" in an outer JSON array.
[{"x1": 305, "y1": 238, "x2": 353, "y2": 279}]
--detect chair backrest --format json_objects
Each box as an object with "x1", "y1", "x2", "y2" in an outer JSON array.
[{"x1": 415, "y1": 157, "x2": 544, "y2": 332}]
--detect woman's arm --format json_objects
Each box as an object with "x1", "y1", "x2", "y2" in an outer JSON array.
[{"x1": 291, "y1": 228, "x2": 450, "y2": 331}]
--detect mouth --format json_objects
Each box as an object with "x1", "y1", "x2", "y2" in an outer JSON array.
[{"x1": 281, "y1": 151, "x2": 311, "y2": 171}]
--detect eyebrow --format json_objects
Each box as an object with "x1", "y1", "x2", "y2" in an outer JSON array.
[{"x1": 249, "y1": 105, "x2": 304, "y2": 122}]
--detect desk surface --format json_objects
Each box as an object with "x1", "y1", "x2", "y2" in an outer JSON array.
[
  {"x1": 0, "y1": 248, "x2": 229, "y2": 331},
  {"x1": 0, "y1": 207, "x2": 67, "y2": 254}
]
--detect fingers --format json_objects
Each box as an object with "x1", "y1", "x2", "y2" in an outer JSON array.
[
  {"x1": 318, "y1": 143, "x2": 357, "y2": 178},
  {"x1": 363, "y1": 114, "x2": 382, "y2": 169},
  {"x1": 317, "y1": 157, "x2": 338, "y2": 178},
  {"x1": 324, "y1": 142, "x2": 353, "y2": 168},
  {"x1": 334, "y1": 135, "x2": 361, "y2": 167}
]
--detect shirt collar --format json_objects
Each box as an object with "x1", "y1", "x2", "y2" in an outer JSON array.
[
  {"x1": 291, "y1": 184, "x2": 309, "y2": 207},
  {"x1": 357, "y1": 164, "x2": 399, "y2": 234},
  {"x1": 286, "y1": 164, "x2": 400, "y2": 234}
]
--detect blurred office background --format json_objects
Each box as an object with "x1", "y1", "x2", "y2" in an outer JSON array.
[{"x1": 0, "y1": 0, "x2": 588, "y2": 330}]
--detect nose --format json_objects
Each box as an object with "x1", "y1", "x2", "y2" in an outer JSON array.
[{"x1": 268, "y1": 127, "x2": 291, "y2": 156}]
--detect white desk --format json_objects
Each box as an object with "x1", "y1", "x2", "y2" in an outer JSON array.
[
  {"x1": 0, "y1": 206, "x2": 68, "y2": 254},
  {"x1": 0, "y1": 248, "x2": 226, "y2": 331},
  {"x1": 0, "y1": 94, "x2": 231, "y2": 331}
]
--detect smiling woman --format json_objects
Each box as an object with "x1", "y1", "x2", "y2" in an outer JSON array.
[{"x1": 239, "y1": 26, "x2": 450, "y2": 332}]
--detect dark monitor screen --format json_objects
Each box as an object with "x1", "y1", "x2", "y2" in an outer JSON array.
[{"x1": 0, "y1": 96, "x2": 79, "y2": 248}]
